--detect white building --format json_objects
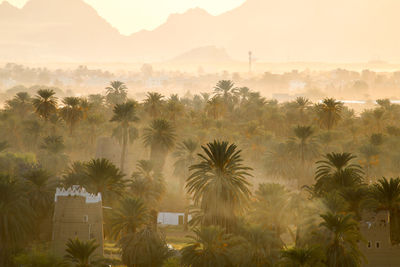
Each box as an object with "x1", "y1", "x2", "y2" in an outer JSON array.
[{"x1": 157, "y1": 212, "x2": 192, "y2": 226}]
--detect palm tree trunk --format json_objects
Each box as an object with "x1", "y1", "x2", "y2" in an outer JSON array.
[{"x1": 121, "y1": 125, "x2": 128, "y2": 172}]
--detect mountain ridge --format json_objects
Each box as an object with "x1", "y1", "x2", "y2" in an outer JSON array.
[{"x1": 1, "y1": 0, "x2": 400, "y2": 63}]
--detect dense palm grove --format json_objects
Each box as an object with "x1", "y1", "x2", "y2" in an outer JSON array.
[{"x1": 2, "y1": 79, "x2": 400, "y2": 266}]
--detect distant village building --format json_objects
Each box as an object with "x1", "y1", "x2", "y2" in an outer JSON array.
[
  {"x1": 145, "y1": 76, "x2": 168, "y2": 89},
  {"x1": 360, "y1": 211, "x2": 400, "y2": 267},
  {"x1": 157, "y1": 212, "x2": 192, "y2": 226},
  {"x1": 52, "y1": 186, "x2": 104, "y2": 257}
]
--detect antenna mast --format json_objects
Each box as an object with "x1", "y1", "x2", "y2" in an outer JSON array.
[{"x1": 248, "y1": 51, "x2": 252, "y2": 73}]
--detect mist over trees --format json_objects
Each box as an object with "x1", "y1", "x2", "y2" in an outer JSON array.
[{"x1": 2, "y1": 76, "x2": 400, "y2": 266}]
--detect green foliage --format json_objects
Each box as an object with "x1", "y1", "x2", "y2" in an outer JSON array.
[
  {"x1": 120, "y1": 227, "x2": 172, "y2": 267},
  {"x1": 181, "y1": 226, "x2": 238, "y2": 267},
  {"x1": 14, "y1": 247, "x2": 67, "y2": 267},
  {"x1": 64, "y1": 238, "x2": 102, "y2": 267},
  {"x1": 187, "y1": 140, "x2": 252, "y2": 231}
]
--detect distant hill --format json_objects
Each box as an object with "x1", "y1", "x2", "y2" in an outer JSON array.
[
  {"x1": 1, "y1": 0, "x2": 400, "y2": 63},
  {"x1": 169, "y1": 46, "x2": 232, "y2": 63}
]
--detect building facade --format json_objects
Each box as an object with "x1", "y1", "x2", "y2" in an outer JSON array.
[
  {"x1": 360, "y1": 211, "x2": 400, "y2": 266},
  {"x1": 52, "y1": 186, "x2": 104, "y2": 257}
]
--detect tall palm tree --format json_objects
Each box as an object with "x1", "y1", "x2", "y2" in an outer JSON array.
[
  {"x1": 370, "y1": 177, "x2": 400, "y2": 244},
  {"x1": 252, "y1": 183, "x2": 290, "y2": 244},
  {"x1": 59, "y1": 97, "x2": 83, "y2": 136},
  {"x1": 293, "y1": 97, "x2": 312, "y2": 123},
  {"x1": 143, "y1": 119, "x2": 176, "y2": 171},
  {"x1": 314, "y1": 153, "x2": 364, "y2": 195},
  {"x1": 0, "y1": 175, "x2": 34, "y2": 266},
  {"x1": 64, "y1": 238, "x2": 100, "y2": 267},
  {"x1": 181, "y1": 226, "x2": 236, "y2": 267},
  {"x1": 32, "y1": 89, "x2": 57, "y2": 121},
  {"x1": 173, "y1": 139, "x2": 199, "y2": 230},
  {"x1": 130, "y1": 160, "x2": 165, "y2": 228},
  {"x1": 39, "y1": 135, "x2": 68, "y2": 174},
  {"x1": 5, "y1": 92, "x2": 32, "y2": 118},
  {"x1": 264, "y1": 143, "x2": 294, "y2": 180},
  {"x1": 319, "y1": 212, "x2": 364, "y2": 267},
  {"x1": 62, "y1": 161, "x2": 87, "y2": 188},
  {"x1": 130, "y1": 160, "x2": 165, "y2": 206},
  {"x1": 206, "y1": 96, "x2": 226, "y2": 120},
  {"x1": 143, "y1": 92, "x2": 165, "y2": 119},
  {"x1": 289, "y1": 126, "x2": 319, "y2": 164},
  {"x1": 315, "y1": 98, "x2": 343, "y2": 131},
  {"x1": 213, "y1": 80, "x2": 237, "y2": 101},
  {"x1": 23, "y1": 168, "x2": 55, "y2": 239},
  {"x1": 110, "y1": 101, "x2": 139, "y2": 172},
  {"x1": 173, "y1": 139, "x2": 199, "y2": 192},
  {"x1": 110, "y1": 197, "x2": 148, "y2": 240},
  {"x1": 165, "y1": 94, "x2": 184, "y2": 122},
  {"x1": 288, "y1": 125, "x2": 319, "y2": 187},
  {"x1": 84, "y1": 158, "x2": 126, "y2": 203},
  {"x1": 105, "y1": 80, "x2": 127, "y2": 106},
  {"x1": 280, "y1": 246, "x2": 324, "y2": 267},
  {"x1": 186, "y1": 140, "x2": 252, "y2": 231}
]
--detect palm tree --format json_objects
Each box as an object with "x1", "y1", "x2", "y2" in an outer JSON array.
[
  {"x1": 130, "y1": 160, "x2": 165, "y2": 228},
  {"x1": 264, "y1": 143, "x2": 294, "y2": 180},
  {"x1": 173, "y1": 139, "x2": 199, "y2": 192},
  {"x1": 120, "y1": 227, "x2": 172, "y2": 267},
  {"x1": 213, "y1": 80, "x2": 237, "y2": 102},
  {"x1": 280, "y1": 246, "x2": 324, "y2": 267},
  {"x1": 32, "y1": 89, "x2": 57, "y2": 121},
  {"x1": 64, "y1": 238, "x2": 99, "y2": 267},
  {"x1": 105, "y1": 80, "x2": 127, "y2": 106},
  {"x1": 236, "y1": 225, "x2": 278, "y2": 267},
  {"x1": 165, "y1": 94, "x2": 184, "y2": 122},
  {"x1": 186, "y1": 140, "x2": 252, "y2": 231},
  {"x1": 110, "y1": 101, "x2": 139, "y2": 172},
  {"x1": 143, "y1": 92, "x2": 165, "y2": 119},
  {"x1": 206, "y1": 96, "x2": 226, "y2": 120},
  {"x1": 5, "y1": 92, "x2": 32, "y2": 118},
  {"x1": 130, "y1": 160, "x2": 165, "y2": 206},
  {"x1": 173, "y1": 139, "x2": 199, "y2": 230},
  {"x1": 319, "y1": 212, "x2": 364, "y2": 267},
  {"x1": 59, "y1": 97, "x2": 83, "y2": 136},
  {"x1": 181, "y1": 226, "x2": 236, "y2": 267},
  {"x1": 314, "y1": 153, "x2": 364, "y2": 195},
  {"x1": 110, "y1": 197, "x2": 148, "y2": 240},
  {"x1": 0, "y1": 175, "x2": 34, "y2": 266},
  {"x1": 39, "y1": 135, "x2": 68, "y2": 174},
  {"x1": 23, "y1": 168, "x2": 56, "y2": 239},
  {"x1": 369, "y1": 177, "x2": 400, "y2": 244},
  {"x1": 315, "y1": 98, "x2": 343, "y2": 131},
  {"x1": 252, "y1": 183, "x2": 290, "y2": 245},
  {"x1": 143, "y1": 119, "x2": 176, "y2": 171},
  {"x1": 84, "y1": 158, "x2": 126, "y2": 203},
  {"x1": 289, "y1": 126, "x2": 319, "y2": 164},
  {"x1": 62, "y1": 161, "x2": 87, "y2": 188}
]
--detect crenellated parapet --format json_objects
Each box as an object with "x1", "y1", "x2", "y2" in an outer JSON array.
[{"x1": 54, "y1": 185, "x2": 102, "y2": 203}]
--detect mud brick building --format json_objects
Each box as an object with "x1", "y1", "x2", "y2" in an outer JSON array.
[{"x1": 52, "y1": 185, "x2": 104, "y2": 257}]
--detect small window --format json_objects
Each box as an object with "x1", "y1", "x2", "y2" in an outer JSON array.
[
  {"x1": 74, "y1": 231, "x2": 78, "y2": 236},
  {"x1": 367, "y1": 241, "x2": 371, "y2": 248},
  {"x1": 83, "y1": 215, "x2": 88, "y2": 223},
  {"x1": 376, "y1": 242, "x2": 380, "y2": 248}
]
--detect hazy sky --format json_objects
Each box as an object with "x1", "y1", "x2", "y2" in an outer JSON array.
[{"x1": 1, "y1": 0, "x2": 246, "y2": 35}]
